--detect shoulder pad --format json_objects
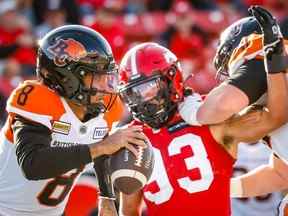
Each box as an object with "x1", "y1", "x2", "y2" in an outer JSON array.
[{"x1": 6, "y1": 80, "x2": 65, "y2": 129}]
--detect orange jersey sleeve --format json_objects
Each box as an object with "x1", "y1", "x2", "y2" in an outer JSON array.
[{"x1": 6, "y1": 80, "x2": 65, "y2": 129}]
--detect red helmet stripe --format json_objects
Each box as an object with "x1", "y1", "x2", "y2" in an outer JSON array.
[{"x1": 131, "y1": 46, "x2": 138, "y2": 76}]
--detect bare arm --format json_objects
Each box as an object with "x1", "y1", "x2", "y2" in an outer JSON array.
[
  {"x1": 119, "y1": 191, "x2": 143, "y2": 216},
  {"x1": 226, "y1": 72, "x2": 288, "y2": 144},
  {"x1": 98, "y1": 198, "x2": 118, "y2": 216},
  {"x1": 231, "y1": 154, "x2": 288, "y2": 197},
  {"x1": 179, "y1": 59, "x2": 266, "y2": 125},
  {"x1": 197, "y1": 83, "x2": 249, "y2": 124}
]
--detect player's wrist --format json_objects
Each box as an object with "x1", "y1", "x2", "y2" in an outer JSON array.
[
  {"x1": 98, "y1": 195, "x2": 117, "y2": 201},
  {"x1": 89, "y1": 141, "x2": 106, "y2": 159},
  {"x1": 264, "y1": 39, "x2": 288, "y2": 74}
]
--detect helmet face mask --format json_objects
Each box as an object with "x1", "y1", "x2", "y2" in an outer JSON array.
[
  {"x1": 37, "y1": 25, "x2": 118, "y2": 118},
  {"x1": 214, "y1": 40, "x2": 234, "y2": 81},
  {"x1": 120, "y1": 75, "x2": 177, "y2": 129},
  {"x1": 118, "y1": 43, "x2": 184, "y2": 129}
]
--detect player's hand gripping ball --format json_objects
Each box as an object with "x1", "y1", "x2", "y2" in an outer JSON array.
[{"x1": 109, "y1": 139, "x2": 154, "y2": 194}]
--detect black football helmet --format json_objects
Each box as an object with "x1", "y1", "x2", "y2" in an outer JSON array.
[
  {"x1": 214, "y1": 17, "x2": 261, "y2": 80},
  {"x1": 37, "y1": 25, "x2": 118, "y2": 117},
  {"x1": 118, "y1": 42, "x2": 184, "y2": 129}
]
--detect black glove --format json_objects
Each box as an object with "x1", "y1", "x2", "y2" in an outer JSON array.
[
  {"x1": 94, "y1": 156, "x2": 116, "y2": 200},
  {"x1": 248, "y1": 5, "x2": 287, "y2": 73}
]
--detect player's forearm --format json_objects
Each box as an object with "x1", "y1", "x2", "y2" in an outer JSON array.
[
  {"x1": 21, "y1": 145, "x2": 91, "y2": 180},
  {"x1": 88, "y1": 138, "x2": 111, "y2": 159},
  {"x1": 119, "y1": 209, "x2": 141, "y2": 216},
  {"x1": 251, "y1": 6, "x2": 288, "y2": 128},
  {"x1": 266, "y1": 73, "x2": 288, "y2": 128},
  {"x1": 119, "y1": 192, "x2": 142, "y2": 216},
  {"x1": 231, "y1": 164, "x2": 288, "y2": 197},
  {"x1": 13, "y1": 117, "x2": 92, "y2": 180},
  {"x1": 98, "y1": 198, "x2": 118, "y2": 216},
  {"x1": 197, "y1": 84, "x2": 249, "y2": 124}
]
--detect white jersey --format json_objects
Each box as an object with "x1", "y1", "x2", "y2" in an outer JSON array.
[
  {"x1": 278, "y1": 194, "x2": 288, "y2": 216},
  {"x1": 0, "y1": 81, "x2": 108, "y2": 216},
  {"x1": 269, "y1": 123, "x2": 288, "y2": 164},
  {"x1": 232, "y1": 142, "x2": 283, "y2": 216}
]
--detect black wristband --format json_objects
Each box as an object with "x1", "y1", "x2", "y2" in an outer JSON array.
[
  {"x1": 94, "y1": 156, "x2": 116, "y2": 199},
  {"x1": 264, "y1": 54, "x2": 288, "y2": 74},
  {"x1": 264, "y1": 40, "x2": 288, "y2": 73}
]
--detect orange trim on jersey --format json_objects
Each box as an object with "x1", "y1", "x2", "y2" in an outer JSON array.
[
  {"x1": 3, "y1": 114, "x2": 15, "y2": 143},
  {"x1": 104, "y1": 95, "x2": 124, "y2": 130},
  {"x1": 284, "y1": 204, "x2": 288, "y2": 216},
  {"x1": 8, "y1": 80, "x2": 65, "y2": 121}
]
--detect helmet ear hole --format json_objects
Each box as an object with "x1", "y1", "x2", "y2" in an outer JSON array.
[{"x1": 168, "y1": 67, "x2": 176, "y2": 76}]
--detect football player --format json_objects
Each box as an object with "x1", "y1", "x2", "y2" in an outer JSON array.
[
  {"x1": 116, "y1": 12, "x2": 287, "y2": 214},
  {"x1": 0, "y1": 25, "x2": 147, "y2": 216},
  {"x1": 177, "y1": 6, "x2": 288, "y2": 198}
]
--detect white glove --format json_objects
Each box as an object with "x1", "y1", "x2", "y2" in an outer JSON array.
[{"x1": 178, "y1": 93, "x2": 203, "y2": 126}]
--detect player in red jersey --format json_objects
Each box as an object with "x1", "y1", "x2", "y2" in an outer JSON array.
[
  {"x1": 96, "y1": 6, "x2": 288, "y2": 215},
  {"x1": 176, "y1": 5, "x2": 288, "y2": 201},
  {"x1": 113, "y1": 7, "x2": 287, "y2": 215},
  {"x1": 115, "y1": 33, "x2": 287, "y2": 215}
]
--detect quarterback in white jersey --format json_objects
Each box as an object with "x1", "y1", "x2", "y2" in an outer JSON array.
[
  {"x1": 0, "y1": 80, "x2": 109, "y2": 215},
  {"x1": 0, "y1": 25, "x2": 147, "y2": 216}
]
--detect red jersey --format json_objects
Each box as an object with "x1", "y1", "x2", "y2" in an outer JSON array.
[{"x1": 140, "y1": 121, "x2": 235, "y2": 216}]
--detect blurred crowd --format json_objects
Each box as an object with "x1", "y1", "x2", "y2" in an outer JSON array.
[
  {"x1": 0, "y1": 0, "x2": 287, "y2": 126},
  {"x1": 0, "y1": 1, "x2": 287, "y2": 215}
]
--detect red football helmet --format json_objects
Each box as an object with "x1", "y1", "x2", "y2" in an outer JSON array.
[{"x1": 118, "y1": 42, "x2": 184, "y2": 128}]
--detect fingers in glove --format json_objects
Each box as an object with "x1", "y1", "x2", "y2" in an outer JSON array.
[
  {"x1": 254, "y1": 6, "x2": 274, "y2": 21},
  {"x1": 248, "y1": 6, "x2": 266, "y2": 26}
]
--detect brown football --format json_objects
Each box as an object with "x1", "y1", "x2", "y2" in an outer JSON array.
[{"x1": 109, "y1": 142, "x2": 154, "y2": 194}]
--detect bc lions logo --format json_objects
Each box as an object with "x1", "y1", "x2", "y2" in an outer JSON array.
[
  {"x1": 231, "y1": 23, "x2": 242, "y2": 38},
  {"x1": 48, "y1": 38, "x2": 87, "y2": 66}
]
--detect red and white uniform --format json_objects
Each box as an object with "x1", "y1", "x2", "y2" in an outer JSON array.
[{"x1": 140, "y1": 122, "x2": 235, "y2": 216}]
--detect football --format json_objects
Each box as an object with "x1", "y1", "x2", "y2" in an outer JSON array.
[{"x1": 109, "y1": 141, "x2": 154, "y2": 194}]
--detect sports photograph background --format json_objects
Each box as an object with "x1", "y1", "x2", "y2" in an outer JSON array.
[{"x1": 0, "y1": 0, "x2": 287, "y2": 215}]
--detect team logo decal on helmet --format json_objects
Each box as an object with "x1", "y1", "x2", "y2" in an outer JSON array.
[
  {"x1": 231, "y1": 23, "x2": 243, "y2": 38},
  {"x1": 37, "y1": 25, "x2": 118, "y2": 118},
  {"x1": 47, "y1": 38, "x2": 88, "y2": 67}
]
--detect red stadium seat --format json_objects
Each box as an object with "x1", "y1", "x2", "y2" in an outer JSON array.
[{"x1": 65, "y1": 174, "x2": 99, "y2": 216}]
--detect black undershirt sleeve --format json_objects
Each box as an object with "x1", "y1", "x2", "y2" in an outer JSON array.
[
  {"x1": 225, "y1": 59, "x2": 267, "y2": 104},
  {"x1": 12, "y1": 116, "x2": 92, "y2": 180}
]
